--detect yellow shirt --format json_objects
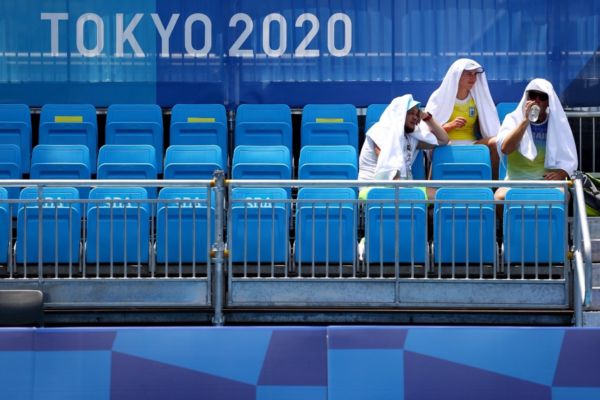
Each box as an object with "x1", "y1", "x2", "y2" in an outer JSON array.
[
  {"x1": 507, "y1": 120, "x2": 548, "y2": 180},
  {"x1": 447, "y1": 96, "x2": 479, "y2": 142}
]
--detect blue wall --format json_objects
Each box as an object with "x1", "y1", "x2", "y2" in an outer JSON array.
[
  {"x1": 0, "y1": 326, "x2": 599, "y2": 399},
  {"x1": 0, "y1": 1, "x2": 599, "y2": 107}
]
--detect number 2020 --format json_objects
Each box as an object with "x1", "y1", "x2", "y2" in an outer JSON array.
[{"x1": 228, "y1": 12, "x2": 352, "y2": 58}]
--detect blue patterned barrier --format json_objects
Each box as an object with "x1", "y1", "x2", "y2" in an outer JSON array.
[{"x1": 0, "y1": 326, "x2": 599, "y2": 399}]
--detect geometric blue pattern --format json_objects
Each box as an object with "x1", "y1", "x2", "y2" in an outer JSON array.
[
  {"x1": 33, "y1": 351, "x2": 111, "y2": 400},
  {"x1": 403, "y1": 327, "x2": 565, "y2": 385},
  {"x1": 256, "y1": 386, "x2": 327, "y2": 400},
  {"x1": 404, "y1": 351, "x2": 551, "y2": 400},
  {"x1": 553, "y1": 329, "x2": 600, "y2": 387},
  {"x1": 112, "y1": 327, "x2": 274, "y2": 385},
  {"x1": 329, "y1": 349, "x2": 404, "y2": 400},
  {"x1": 552, "y1": 387, "x2": 600, "y2": 400},
  {"x1": 0, "y1": 351, "x2": 34, "y2": 400},
  {"x1": 0, "y1": 327, "x2": 598, "y2": 399},
  {"x1": 258, "y1": 329, "x2": 327, "y2": 386}
]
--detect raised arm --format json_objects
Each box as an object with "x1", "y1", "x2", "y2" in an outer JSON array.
[
  {"x1": 418, "y1": 111, "x2": 449, "y2": 149},
  {"x1": 500, "y1": 100, "x2": 535, "y2": 155}
]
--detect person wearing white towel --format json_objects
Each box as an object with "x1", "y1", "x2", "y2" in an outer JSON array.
[
  {"x1": 358, "y1": 94, "x2": 448, "y2": 199},
  {"x1": 424, "y1": 58, "x2": 500, "y2": 177},
  {"x1": 494, "y1": 78, "x2": 578, "y2": 201}
]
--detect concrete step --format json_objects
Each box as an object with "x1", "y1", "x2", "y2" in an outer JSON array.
[
  {"x1": 583, "y1": 311, "x2": 600, "y2": 327},
  {"x1": 591, "y1": 287, "x2": 600, "y2": 310}
]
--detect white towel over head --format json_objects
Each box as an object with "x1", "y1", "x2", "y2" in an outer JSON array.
[{"x1": 424, "y1": 58, "x2": 500, "y2": 139}]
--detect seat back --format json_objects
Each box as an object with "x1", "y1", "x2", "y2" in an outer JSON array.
[
  {"x1": 0, "y1": 144, "x2": 22, "y2": 215},
  {"x1": 164, "y1": 145, "x2": 223, "y2": 180},
  {"x1": 39, "y1": 104, "x2": 98, "y2": 173},
  {"x1": 496, "y1": 102, "x2": 518, "y2": 180},
  {"x1": 156, "y1": 187, "x2": 215, "y2": 264},
  {"x1": 105, "y1": 104, "x2": 164, "y2": 172},
  {"x1": 16, "y1": 187, "x2": 80, "y2": 264},
  {"x1": 0, "y1": 104, "x2": 31, "y2": 173},
  {"x1": 230, "y1": 187, "x2": 289, "y2": 263},
  {"x1": 365, "y1": 104, "x2": 388, "y2": 132},
  {"x1": 86, "y1": 187, "x2": 150, "y2": 264},
  {"x1": 97, "y1": 145, "x2": 157, "y2": 197},
  {"x1": 301, "y1": 104, "x2": 358, "y2": 151},
  {"x1": 433, "y1": 188, "x2": 495, "y2": 265},
  {"x1": 295, "y1": 188, "x2": 357, "y2": 264},
  {"x1": 30, "y1": 144, "x2": 91, "y2": 179},
  {"x1": 0, "y1": 188, "x2": 9, "y2": 264},
  {"x1": 235, "y1": 104, "x2": 292, "y2": 156},
  {"x1": 365, "y1": 188, "x2": 427, "y2": 264},
  {"x1": 232, "y1": 145, "x2": 291, "y2": 180},
  {"x1": 503, "y1": 188, "x2": 566, "y2": 264},
  {"x1": 298, "y1": 145, "x2": 357, "y2": 180},
  {"x1": 170, "y1": 104, "x2": 228, "y2": 171},
  {"x1": 30, "y1": 144, "x2": 91, "y2": 198},
  {"x1": 496, "y1": 102, "x2": 518, "y2": 124},
  {"x1": 432, "y1": 145, "x2": 492, "y2": 180}
]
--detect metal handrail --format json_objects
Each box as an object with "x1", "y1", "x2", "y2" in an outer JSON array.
[{"x1": 571, "y1": 175, "x2": 593, "y2": 326}]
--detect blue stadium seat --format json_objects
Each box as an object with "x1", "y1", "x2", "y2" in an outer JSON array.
[
  {"x1": 496, "y1": 102, "x2": 518, "y2": 180},
  {"x1": 86, "y1": 187, "x2": 150, "y2": 264},
  {"x1": 295, "y1": 188, "x2": 357, "y2": 264},
  {"x1": 105, "y1": 104, "x2": 164, "y2": 173},
  {"x1": 503, "y1": 188, "x2": 566, "y2": 264},
  {"x1": 30, "y1": 144, "x2": 91, "y2": 198},
  {"x1": 0, "y1": 104, "x2": 31, "y2": 173},
  {"x1": 0, "y1": 144, "x2": 22, "y2": 216},
  {"x1": 365, "y1": 104, "x2": 388, "y2": 132},
  {"x1": 97, "y1": 145, "x2": 157, "y2": 197},
  {"x1": 230, "y1": 188, "x2": 289, "y2": 264},
  {"x1": 170, "y1": 104, "x2": 228, "y2": 172},
  {"x1": 364, "y1": 188, "x2": 427, "y2": 264},
  {"x1": 432, "y1": 145, "x2": 492, "y2": 180},
  {"x1": 301, "y1": 104, "x2": 358, "y2": 151},
  {"x1": 16, "y1": 187, "x2": 81, "y2": 264},
  {"x1": 433, "y1": 188, "x2": 496, "y2": 265},
  {"x1": 499, "y1": 154, "x2": 508, "y2": 180},
  {"x1": 496, "y1": 102, "x2": 518, "y2": 124},
  {"x1": 0, "y1": 188, "x2": 8, "y2": 264},
  {"x1": 156, "y1": 187, "x2": 215, "y2": 264},
  {"x1": 235, "y1": 104, "x2": 292, "y2": 156},
  {"x1": 39, "y1": 104, "x2": 98, "y2": 173},
  {"x1": 164, "y1": 145, "x2": 223, "y2": 180},
  {"x1": 411, "y1": 150, "x2": 426, "y2": 180},
  {"x1": 298, "y1": 145, "x2": 357, "y2": 180},
  {"x1": 232, "y1": 145, "x2": 291, "y2": 180}
]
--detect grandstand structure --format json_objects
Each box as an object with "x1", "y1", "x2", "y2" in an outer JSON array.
[
  {"x1": 0, "y1": 1, "x2": 599, "y2": 398},
  {"x1": 0, "y1": 103, "x2": 597, "y2": 328}
]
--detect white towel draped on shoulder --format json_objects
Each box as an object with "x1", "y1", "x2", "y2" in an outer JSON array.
[
  {"x1": 496, "y1": 78, "x2": 578, "y2": 176},
  {"x1": 368, "y1": 95, "x2": 439, "y2": 180},
  {"x1": 423, "y1": 58, "x2": 500, "y2": 139}
]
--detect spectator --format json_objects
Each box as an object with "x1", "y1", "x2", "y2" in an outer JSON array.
[
  {"x1": 494, "y1": 78, "x2": 578, "y2": 200},
  {"x1": 425, "y1": 58, "x2": 500, "y2": 177},
  {"x1": 359, "y1": 94, "x2": 448, "y2": 199}
]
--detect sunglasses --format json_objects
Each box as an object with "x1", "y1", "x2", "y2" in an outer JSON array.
[{"x1": 528, "y1": 91, "x2": 549, "y2": 101}]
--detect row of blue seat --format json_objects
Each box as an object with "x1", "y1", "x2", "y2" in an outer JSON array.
[
  {"x1": 0, "y1": 102, "x2": 519, "y2": 174},
  {"x1": 0, "y1": 186, "x2": 565, "y2": 267},
  {"x1": 0, "y1": 103, "x2": 365, "y2": 175}
]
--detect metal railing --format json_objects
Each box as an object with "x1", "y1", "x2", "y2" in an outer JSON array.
[
  {"x1": 571, "y1": 173, "x2": 594, "y2": 325},
  {"x1": 567, "y1": 111, "x2": 599, "y2": 173},
  {"x1": 0, "y1": 176, "x2": 592, "y2": 325}
]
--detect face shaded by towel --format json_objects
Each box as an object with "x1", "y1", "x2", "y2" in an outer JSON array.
[{"x1": 404, "y1": 106, "x2": 421, "y2": 133}]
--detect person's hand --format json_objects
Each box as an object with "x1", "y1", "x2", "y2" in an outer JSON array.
[
  {"x1": 543, "y1": 169, "x2": 569, "y2": 180},
  {"x1": 444, "y1": 117, "x2": 467, "y2": 131},
  {"x1": 523, "y1": 100, "x2": 536, "y2": 123},
  {"x1": 419, "y1": 109, "x2": 430, "y2": 121}
]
